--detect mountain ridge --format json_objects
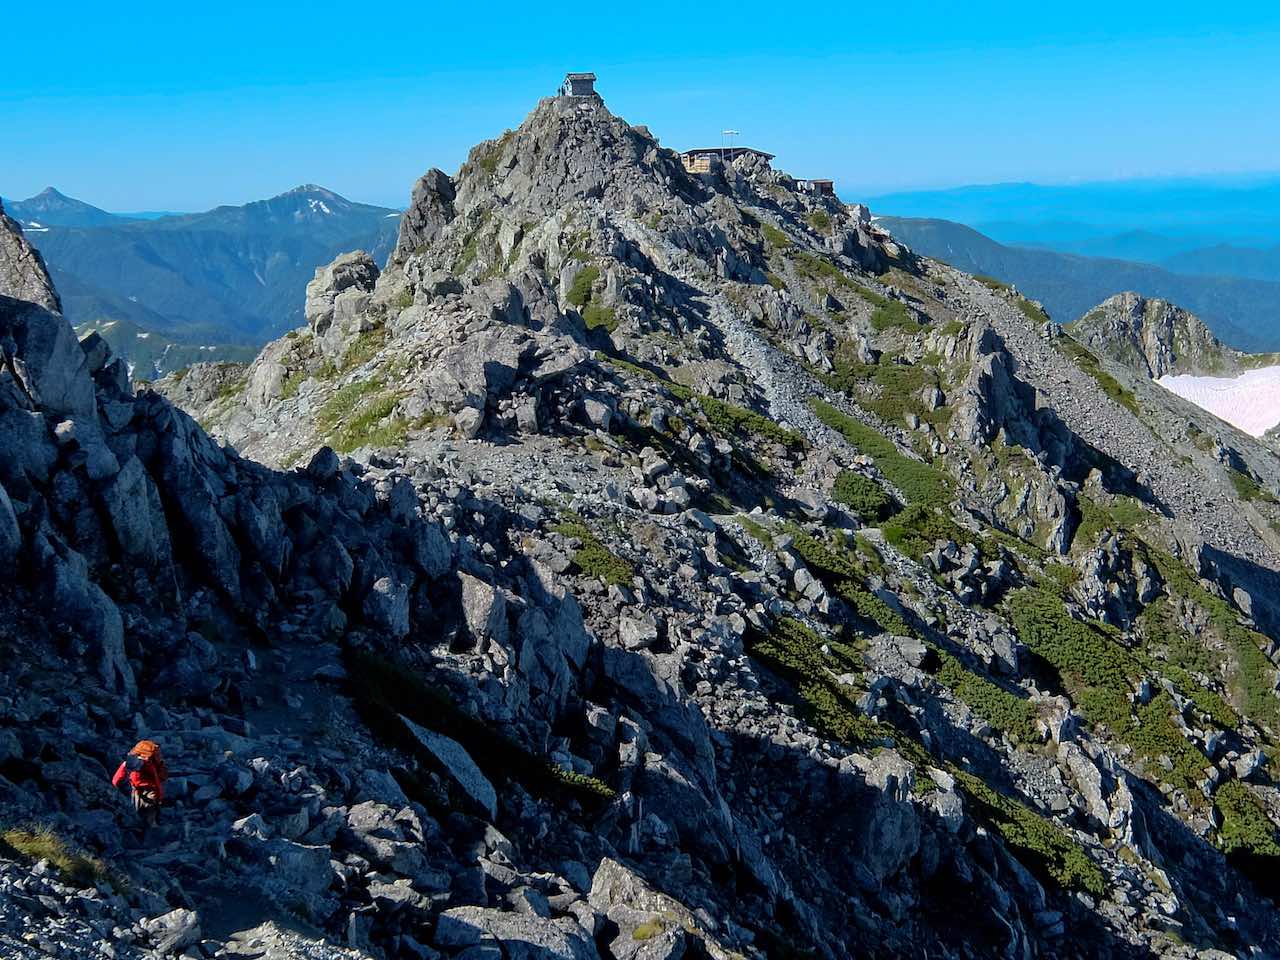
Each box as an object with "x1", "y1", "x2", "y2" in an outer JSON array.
[
  {"x1": 877, "y1": 215, "x2": 1280, "y2": 350},
  {"x1": 8, "y1": 84, "x2": 1280, "y2": 959},
  {"x1": 19, "y1": 185, "x2": 400, "y2": 373}
]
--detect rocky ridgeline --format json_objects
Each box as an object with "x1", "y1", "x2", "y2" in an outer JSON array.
[{"x1": 7, "y1": 86, "x2": 1280, "y2": 960}]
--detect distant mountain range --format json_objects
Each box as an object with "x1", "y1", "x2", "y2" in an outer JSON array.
[
  {"x1": 1, "y1": 185, "x2": 401, "y2": 375},
  {"x1": 1161, "y1": 243, "x2": 1280, "y2": 283},
  {"x1": 877, "y1": 216, "x2": 1280, "y2": 352},
  {"x1": 866, "y1": 176, "x2": 1280, "y2": 243}
]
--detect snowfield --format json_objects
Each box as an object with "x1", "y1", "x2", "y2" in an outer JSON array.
[{"x1": 1158, "y1": 366, "x2": 1280, "y2": 437}]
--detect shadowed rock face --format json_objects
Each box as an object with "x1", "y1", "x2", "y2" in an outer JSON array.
[
  {"x1": 0, "y1": 199, "x2": 60, "y2": 312},
  {"x1": 0, "y1": 201, "x2": 98, "y2": 419},
  {"x1": 15, "y1": 90, "x2": 1280, "y2": 960}
]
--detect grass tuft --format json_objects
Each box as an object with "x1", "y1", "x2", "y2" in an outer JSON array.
[
  {"x1": 551, "y1": 516, "x2": 635, "y2": 587},
  {"x1": 1, "y1": 827, "x2": 113, "y2": 889},
  {"x1": 953, "y1": 771, "x2": 1105, "y2": 896},
  {"x1": 1216, "y1": 780, "x2": 1280, "y2": 857},
  {"x1": 933, "y1": 649, "x2": 1039, "y2": 742},
  {"x1": 568, "y1": 266, "x2": 601, "y2": 308},
  {"x1": 697, "y1": 396, "x2": 806, "y2": 451},
  {"x1": 832, "y1": 470, "x2": 896, "y2": 522}
]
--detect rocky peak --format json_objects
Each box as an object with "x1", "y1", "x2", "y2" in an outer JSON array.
[
  {"x1": 1070, "y1": 290, "x2": 1237, "y2": 378},
  {"x1": 451, "y1": 94, "x2": 697, "y2": 220}
]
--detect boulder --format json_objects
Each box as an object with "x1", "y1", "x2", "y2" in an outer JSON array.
[
  {"x1": 618, "y1": 614, "x2": 658, "y2": 651},
  {"x1": 98, "y1": 456, "x2": 174, "y2": 569},
  {"x1": 266, "y1": 839, "x2": 335, "y2": 897},
  {"x1": 0, "y1": 299, "x2": 96, "y2": 418},
  {"x1": 848, "y1": 751, "x2": 920, "y2": 884},
  {"x1": 236, "y1": 490, "x2": 289, "y2": 576},
  {"x1": 412, "y1": 519, "x2": 453, "y2": 579},
  {"x1": 305, "y1": 251, "x2": 380, "y2": 355},
  {"x1": 78, "y1": 331, "x2": 112, "y2": 373},
  {"x1": 355, "y1": 768, "x2": 410, "y2": 808},
  {"x1": 455, "y1": 405, "x2": 485, "y2": 439},
  {"x1": 363, "y1": 576, "x2": 411, "y2": 638},
  {"x1": 0, "y1": 201, "x2": 61, "y2": 311},
  {"x1": 43, "y1": 539, "x2": 135, "y2": 695},
  {"x1": 588, "y1": 858, "x2": 732, "y2": 959},
  {"x1": 0, "y1": 407, "x2": 57, "y2": 495},
  {"x1": 163, "y1": 478, "x2": 242, "y2": 601},
  {"x1": 0, "y1": 211, "x2": 96, "y2": 416},
  {"x1": 460, "y1": 572, "x2": 509, "y2": 647},
  {"x1": 434, "y1": 906, "x2": 599, "y2": 960},
  {"x1": 246, "y1": 356, "x2": 287, "y2": 413},
  {"x1": 142, "y1": 908, "x2": 201, "y2": 954},
  {"x1": 401, "y1": 715, "x2": 498, "y2": 819},
  {"x1": 307, "y1": 445, "x2": 342, "y2": 482},
  {"x1": 515, "y1": 606, "x2": 573, "y2": 706}
]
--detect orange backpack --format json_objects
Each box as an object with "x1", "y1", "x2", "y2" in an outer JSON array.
[{"x1": 129, "y1": 740, "x2": 168, "y2": 781}]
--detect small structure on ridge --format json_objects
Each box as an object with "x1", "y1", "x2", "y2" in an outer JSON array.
[
  {"x1": 561, "y1": 73, "x2": 598, "y2": 97},
  {"x1": 681, "y1": 146, "x2": 775, "y2": 174}
]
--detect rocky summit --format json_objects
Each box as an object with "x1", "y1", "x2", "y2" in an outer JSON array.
[
  {"x1": 7, "y1": 82, "x2": 1280, "y2": 960},
  {"x1": 1070, "y1": 292, "x2": 1263, "y2": 380},
  {"x1": 1070, "y1": 293, "x2": 1280, "y2": 440}
]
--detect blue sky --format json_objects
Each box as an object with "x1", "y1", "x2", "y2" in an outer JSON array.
[{"x1": 3, "y1": 1, "x2": 1279, "y2": 211}]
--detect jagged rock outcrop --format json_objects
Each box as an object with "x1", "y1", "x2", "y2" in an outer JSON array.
[
  {"x1": 1071, "y1": 292, "x2": 1244, "y2": 378},
  {"x1": 0, "y1": 199, "x2": 60, "y2": 313},
  {"x1": 0, "y1": 200, "x2": 95, "y2": 418},
  {"x1": 305, "y1": 250, "x2": 381, "y2": 360},
  {"x1": 392, "y1": 168, "x2": 456, "y2": 264},
  {"x1": 952, "y1": 323, "x2": 1076, "y2": 552}
]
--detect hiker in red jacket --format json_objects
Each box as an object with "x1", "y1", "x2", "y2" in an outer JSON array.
[{"x1": 111, "y1": 740, "x2": 168, "y2": 828}]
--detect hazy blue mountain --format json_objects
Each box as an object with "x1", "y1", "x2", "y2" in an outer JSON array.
[
  {"x1": 998, "y1": 230, "x2": 1208, "y2": 264},
  {"x1": 27, "y1": 185, "x2": 401, "y2": 348},
  {"x1": 1160, "y1": 243, "x2": 1280, "y2": 283},
  {"x1": 867, "y1": 175, "x2": 1280, "y2": 241},
  {"x1": 878, "y1": 216, "x2": 1280, "y2": 351},
  {"x1": 112, "y1": 210, "x2": 187, "y2": 220},
  {"x1": 4, "y1": 187, "x2": 126, "y2": 228}
]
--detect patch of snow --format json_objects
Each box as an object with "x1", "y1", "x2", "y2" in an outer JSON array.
[
  {"x1": 1157, "y1": 366, "x2": 1280, "y2": 437},
  {"x1": 135, "y1": 332, "x2": 151, "y2": 339},
  {"x1": 385, "y1": 212, "x2": 400, "y2": 218},
  {"x1": 128, "y1": 296, "x2": 138, "y2": 302},
  {"x1": 307, "y1": 198, "x2": 333, "y2": 215}
]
